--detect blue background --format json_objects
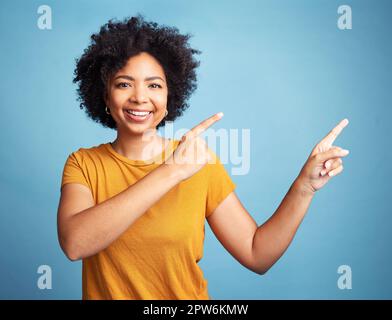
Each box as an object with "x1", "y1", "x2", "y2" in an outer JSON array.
[{"x1": 0, "y1": 0, "x2": 391, "y2": 299}]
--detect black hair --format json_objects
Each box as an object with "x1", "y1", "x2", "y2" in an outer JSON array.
[{"x1": 73, "y1": 14, "x2": 201, "y2": 129}]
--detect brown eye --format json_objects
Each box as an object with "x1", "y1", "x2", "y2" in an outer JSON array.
[
  {"x1": 117, "y1": 82, "x2": 131, "y2": 88},
  {"x1": 149, "y1": 83, "x2": 162, "y2": 89}
]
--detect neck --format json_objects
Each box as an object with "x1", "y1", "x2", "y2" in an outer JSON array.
[{"x1": 111, "y1": 129, "x2": 167, "y2": 161}]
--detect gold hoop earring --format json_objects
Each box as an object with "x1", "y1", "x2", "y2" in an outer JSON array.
[{"x1": 105, "y1": 106, "x2": 111, "y2": 115}]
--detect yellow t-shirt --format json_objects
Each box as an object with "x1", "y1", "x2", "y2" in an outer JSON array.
[{"x1": 60, "y1": 139, "x2": 236, "y2": 300}]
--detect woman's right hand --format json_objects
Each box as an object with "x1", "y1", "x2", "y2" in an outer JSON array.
[{"x1": 164, "y1": 112, "x2": 224, "y2": 181}]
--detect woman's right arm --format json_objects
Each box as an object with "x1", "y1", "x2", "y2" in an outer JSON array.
[
  {"x1": 58, "y1": 163, "x2": 182, "y2": 261},
  {"x1": 57, "y1": 112, "x2": 223, "y2": 261}
]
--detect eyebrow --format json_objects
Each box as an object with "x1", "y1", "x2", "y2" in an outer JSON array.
[{"x1": 114, "y1": 75, "x2": 165, "y2": 82}]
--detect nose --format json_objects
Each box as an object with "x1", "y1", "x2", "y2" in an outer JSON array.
[{"x1": 129, "y1": 84, "x2": 148, "y2": 104}]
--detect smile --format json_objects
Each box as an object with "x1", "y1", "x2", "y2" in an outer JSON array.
[
  {"x1": 125, "y1": 109, "x2": 152, "y2": 116},
  {"x1": 124, "y1": 109, "x2": 153, "y2": 122}
]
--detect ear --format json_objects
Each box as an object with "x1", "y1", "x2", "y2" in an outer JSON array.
[
  {"x1": 103, "y1": 76, "x2": 112, "y2": 106},
  {"x1": 103, "y1": 85, "x2": 110, "y2": 106}
]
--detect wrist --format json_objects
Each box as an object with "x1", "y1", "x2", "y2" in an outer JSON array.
[
  {"x1": 159, "y1": 163, "x2": 184, "y2": 184},
  {"x1": 293, "y1": 176, "x2": 316, "y2": 198}
]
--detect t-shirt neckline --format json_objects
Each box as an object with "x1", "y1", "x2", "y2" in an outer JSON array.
[{"x1": 103, "y1": 138, "x2": 178, "y2": 167}]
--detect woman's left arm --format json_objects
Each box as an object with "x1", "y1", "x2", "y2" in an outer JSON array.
[{"x1": 207, "y1": 119, "x2": 349, "y2": 275}]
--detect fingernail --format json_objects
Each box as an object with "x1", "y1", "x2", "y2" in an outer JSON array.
[
  {"x1": 325, "y1": 162, "x2": 330, "y2": 169},
  {"x1": 217, "y1": 112, "x2": 224, "y2": 118},
  {"x1": 328, "y1": 170, "x2": 335, "y2": 177},
  {"x1": 342, "y1": 149, "x2": 350, "y2": 155},
  {"x1": 320, "y1": 170, "x2": 325, "y2": 176}
]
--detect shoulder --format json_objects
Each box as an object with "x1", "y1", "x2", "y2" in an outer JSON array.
[{"x1": 66, "y1": 143, "x2": 108, "y2": 164}]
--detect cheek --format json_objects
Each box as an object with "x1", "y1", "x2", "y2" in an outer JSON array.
[
  {"x1": 151, "y1": 93, "x2": 167, "y2": 110},
  {"x1": 109, "y1": 89, "x2": 128, "y2": 106}
]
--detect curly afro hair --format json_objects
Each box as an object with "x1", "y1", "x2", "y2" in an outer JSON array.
[{"x1": 73, "y1": 14, "x2": 201, "y2": 129}]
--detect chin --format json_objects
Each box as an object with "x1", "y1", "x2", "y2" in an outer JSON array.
[{"x1": 127, "y1": 123, "x2": 158, "y2": 136}]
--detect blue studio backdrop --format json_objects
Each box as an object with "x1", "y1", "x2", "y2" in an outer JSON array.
[{"x1": 0, "y1": 0, "x2": 391, "y2": 299}]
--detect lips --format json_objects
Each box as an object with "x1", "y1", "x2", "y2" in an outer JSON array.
[
  {"x1": 124, "y1": 109, "x2": 153, "y2": 122},
  {"x1": 124, "y1": 109, "x2": 152, "y2": 116}
]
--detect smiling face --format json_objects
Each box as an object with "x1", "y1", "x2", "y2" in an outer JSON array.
[{"x1": 105, "y1": 52, "x2": 169, "y2": 136}]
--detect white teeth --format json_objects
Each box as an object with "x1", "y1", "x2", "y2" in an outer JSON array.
[{"x1": 125, "y1": 110, "x2": 151, "y2": 116}]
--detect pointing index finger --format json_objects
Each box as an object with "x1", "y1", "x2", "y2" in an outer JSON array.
[
  {"x1": 187, "y1": 112, "x2": 224, "y2": 138},
  {"x1": 320, "y1": 118, "x2": 349, "y2": 147}
]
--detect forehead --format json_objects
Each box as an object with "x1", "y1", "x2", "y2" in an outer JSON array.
[{"x1": 116, "y1": 52, "x2": 166, "y2": 78}]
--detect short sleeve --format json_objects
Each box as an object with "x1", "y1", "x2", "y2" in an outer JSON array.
[
  {"x1": 61, "y1": 152, "x2": 91, "y2": 191},
  {"x1": 205, "y1": 150, "x2": 236, "y2": 218}
]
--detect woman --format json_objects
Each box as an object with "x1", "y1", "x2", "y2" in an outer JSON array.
[{"x1": 58, "y1": 15, "x2": 349, "y2": 300}]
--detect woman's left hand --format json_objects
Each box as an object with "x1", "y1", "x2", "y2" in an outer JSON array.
[{"x1": 297, "y1": 118, "x2": 350, "y2": 194}]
